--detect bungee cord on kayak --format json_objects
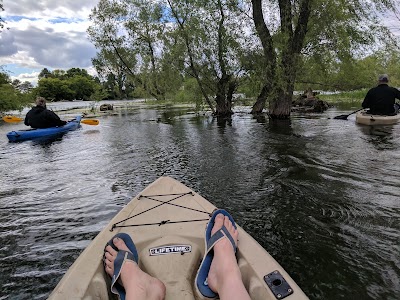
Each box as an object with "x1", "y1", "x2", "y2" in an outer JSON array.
[{"x1": 111, "y1": 192, "x2": 212, "y2": 231}]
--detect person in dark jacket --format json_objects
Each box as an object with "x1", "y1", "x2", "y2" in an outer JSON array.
[
  {"x1": 24, "y1": 97, "x2": 67, "y2": 128},
  {"x1": 362, "y1": 74, "x2": 400, "y2": 115}
]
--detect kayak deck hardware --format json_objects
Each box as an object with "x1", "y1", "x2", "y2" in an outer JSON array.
[
  {"x1": 110, "y1": 192, "x2": 211, "y2": 231},
  {"x1": 264, "y1": 270, "x2": 294, "y2": 299}
]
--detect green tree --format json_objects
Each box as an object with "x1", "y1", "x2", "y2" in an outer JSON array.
[
  {"x1": 164, "y1": 0, "x2": 251, "y2": 116},
  {"x1": 92, "y1": 48, "x2": 131, "y2": 99},
  {"x1": 0, "y1": 71, "x2": 10, "y2": 84},
  {"x1": 38, "y1": 68, "x2": 53, "y2": 79},
  {"x1": 36, "y1": 77, "x2": 74, "y2": 101},
  {"x1": 88, "y1": 0, "x2": 248, "y2": 115},
  {"x1": 88, "y1": 0, "x2": 174, "y2": 101},
  {"x1": 67, "y1": 75, "x2": 95, "y2": 100},
  {"x1": 90, "y1": 83, "x2": 109, "y2": 101},
  {"x1": 250, "y1": 0, "x2": 399, "y2": 118},
  {"x1": 0, "y1": 71, "x2": 34, "y2": 112},
  {"x1": 66, "y1": 68, "x2": 90, "y2": 78}
]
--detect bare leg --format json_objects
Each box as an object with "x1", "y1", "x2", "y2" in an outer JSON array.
[
  {"x1": 104, "y1": 237, "x2": 166, "y2": 300},
  {"x1": 207, "y1": 214, "x2": 251, "y2": 300}
]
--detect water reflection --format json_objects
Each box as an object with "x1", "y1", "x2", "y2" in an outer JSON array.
[{"x1": 357, "y1": 125, "x2": 395, "y2": 150}]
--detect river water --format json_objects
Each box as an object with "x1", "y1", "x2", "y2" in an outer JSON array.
[{"x1": 0, "y1": 102, "x2": 399, "y2": 300}]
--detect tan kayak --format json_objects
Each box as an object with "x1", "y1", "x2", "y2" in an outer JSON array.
[
  {"x1": 48, "y1": 176, "x2": 309, "y2": 300},
  {"x1": 356, "y1": 110, "x2": 400, "y2": 125}
]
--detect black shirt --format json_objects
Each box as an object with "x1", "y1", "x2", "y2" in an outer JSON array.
[
  {"x1": 24, "y1": 106, "x2": 67, "y2": 128},
  {"x1": 362, "y1": 84, "x2": 400, "y2": 115}
]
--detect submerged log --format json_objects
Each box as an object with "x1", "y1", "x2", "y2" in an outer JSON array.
[
  {"x1": 292, "y1": 87, "x2": 331, "y2": 113},
  {"x1": 99, "y1": 103, "x2": 114, "y2": 111}
]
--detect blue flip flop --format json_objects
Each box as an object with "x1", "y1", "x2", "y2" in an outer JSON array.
[
  {"x1": 104, "y1": 233, "x2": 139, "y2": 300},
  {"x1": 195, "y1": 209, "x2": 237, "y2": 298}
]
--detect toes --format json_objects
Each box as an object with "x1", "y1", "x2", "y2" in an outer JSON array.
[
  {"x1": 104, "y1": 258, "x2": 114, "y2": 276},
  {"x1": 104, "y1": 251, "x2": 114, "y2": 262},
  {"x1": 103, "y1": 236, "x2": 131, "y2": 277},
  {"x1": 211, "y1": 213, "x2": 225, "y2": 235},
  {"x1": 224, "y1": 215, "x2": 232, "y2": 230},
  {"x1": 105, "y1": 264, "x2": 113, "y2": 276},
  {"x1": 105, "y1": 244, "x2": 118, "y2": 256},
  {"x1": 113, "y1": 237, "x2": 130, "y2": 252}
]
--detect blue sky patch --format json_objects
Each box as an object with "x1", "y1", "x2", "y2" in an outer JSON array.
[
  {"x1": 4, "y1": 64, "x2": 41, "y2": 76},
  {"x1": 5, "y1": 16, "x2": 39, "y2": 22}
]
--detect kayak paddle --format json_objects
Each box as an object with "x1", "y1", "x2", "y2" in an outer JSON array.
[
  {"x1": 81, "y1": 119, "x2": 99, "y2": 125},
  {"x1": 334, "y1": 108, "x2": 364, "y2": 120},
  {"x1": 2, "y1": 115, "x2": 99, "y2": 125},
  {"x1": 2, "y1": 116, "x2": 23, "y2": 123}
]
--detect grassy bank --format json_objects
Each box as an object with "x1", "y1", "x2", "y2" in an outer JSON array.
[{"x1": 319, "y1": 89, "x2": 367, "y2": 108}]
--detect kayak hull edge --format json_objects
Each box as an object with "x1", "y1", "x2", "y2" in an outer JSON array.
[{"x1": 356, "y1": 110, "x2": 400, "y2": 125}]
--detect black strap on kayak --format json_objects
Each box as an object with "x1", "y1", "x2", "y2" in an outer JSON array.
[{"x1": 111, "y1": 192, "x2": 211, "y2": 231}]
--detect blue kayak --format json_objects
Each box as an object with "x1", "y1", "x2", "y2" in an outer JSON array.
[{"x1": 7, "y1": 116, "x2": 82, "y2": 142}]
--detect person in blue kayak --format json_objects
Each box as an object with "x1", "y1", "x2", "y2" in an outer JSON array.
[
  {"x1": 362, "y1": 74, "x2": 400, "y2": 115},
  {"x1": 24, "y1": 97, "x2": 67, "y2": 128}
]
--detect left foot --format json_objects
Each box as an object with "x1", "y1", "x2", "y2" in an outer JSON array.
[{"x1": 104, "y1": 237, "x2": 166, "y2": 300}]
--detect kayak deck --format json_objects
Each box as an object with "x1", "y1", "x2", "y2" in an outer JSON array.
[
  {"x1": 49, "y1": 177, "x2": 308, "y2": 300},
  {"x1": 356, "y1": 110, "x2": 400, "y2": 125}
]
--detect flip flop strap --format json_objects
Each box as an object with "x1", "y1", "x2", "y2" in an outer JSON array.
[
  {"x1": 206, "y1": 225, "x2": 237, "y2": 252},
  {"x1": 111, "y1": 251, "x2": 136, "y2": 296}
]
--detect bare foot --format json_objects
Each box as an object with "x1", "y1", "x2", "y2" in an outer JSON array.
[
  {"x1": 104, "y1": 237, "x2": 166, "y2": 300},
  {"x1": 207, "y1": 214, "x2": 251, "y2": 300}
]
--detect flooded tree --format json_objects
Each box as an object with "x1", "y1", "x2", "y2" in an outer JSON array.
[{"x1": 250, "y1": 0, "x2": 399, "y2": 119}]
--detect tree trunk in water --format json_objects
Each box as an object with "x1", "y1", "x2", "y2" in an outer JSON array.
[
  {"x1": 250, "y1": 0, "x2": 312, "y2": 118},
  {"x1": 268, "y1": 91, "x2": 292, "y2": 119},
  {"x1": 214, "y1": 76, "x2": 235, "y2": 116},
  {"x1": 251, "y1": 84, "x2": 269, "y2": 114},
  {"x1": 251, "y1": 0, "x2": 276, "y2": 115},
  {"x1": 215, "y1": 100, "x2": 233, "y2": 116}
]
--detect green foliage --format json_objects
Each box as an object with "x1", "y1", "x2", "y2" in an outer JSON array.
[
  {"x1": 36, "y1": 78, "x2": 74, "y2": 101},
  {"x1": 88, "y1": 0, "x2": 174, "y2": 100},
  {"x1": 68, "y1": 76, "x2": 95, "y2": 100},
  {"x1": 38, "y1": 68, "x2": 52, "y2": 79},
  {"x1": 173, "y1": 78, "x2": 202, "y2": 104},
  {"x1": 319, "y1": 89, "x2": 368, "y2": 108},
  {"x1": 0, "y1": 83, "x2": 34, "y2": 112},
  {"x1": 295, "y1": 48, "x2": 400, "y2": 92},
  {"x1": 36, "y1": 68, "x2": 102, "y2": 101},
  {"x1": 90, "y1": 84, "x2": 109, "y2": 101},
  {"x1": 66, "y1": 68, "x2": 90, "y2": 78},
  {"x1": 131, "y1": 85, "x2": 151, "y2": 99},
  {"x1": 0, "y1": 71, "x2": 10, "y2": 84}
]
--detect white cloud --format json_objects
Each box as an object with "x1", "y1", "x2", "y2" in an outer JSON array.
[
  {"x1": 0, "y1": 0, "x2": 100, "y2": 83},
  {"x1": 11, "y1": 71, "x2": 41, "y2": 86}
]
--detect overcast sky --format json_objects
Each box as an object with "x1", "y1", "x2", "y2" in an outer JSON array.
[{"x1": 0, "y1": 0, "x2": 100, "y2": 85}]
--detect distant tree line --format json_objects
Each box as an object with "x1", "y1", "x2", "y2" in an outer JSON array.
[{"x1": 2, "y1": 48, "x2": 400, "y2": 114}]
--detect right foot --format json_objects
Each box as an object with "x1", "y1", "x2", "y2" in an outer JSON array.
[
  {"x1": 206, "y1": 214, "x2": 240, "y2": 292},
  {"x1": 104, "y1": 237, "x2": 166, "y2": 300},
  {"x1": 206, "y1": 214, "x2": 251, "y2": 299}
]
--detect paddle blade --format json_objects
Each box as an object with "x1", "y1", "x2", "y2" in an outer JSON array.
[
  {"x1": 81, "y1": 119, "x2": 99, "y2": 125},
  {"x1": 333, "y1": 115, "x2": 349, "y2": 120},
  {"x1": 2, "y1": 116, "x2": 23, "y2": 123}
]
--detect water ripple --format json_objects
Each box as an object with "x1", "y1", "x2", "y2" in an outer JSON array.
[{"x1": 0, "y1": 109, "x2": 399, "y2": 300}]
